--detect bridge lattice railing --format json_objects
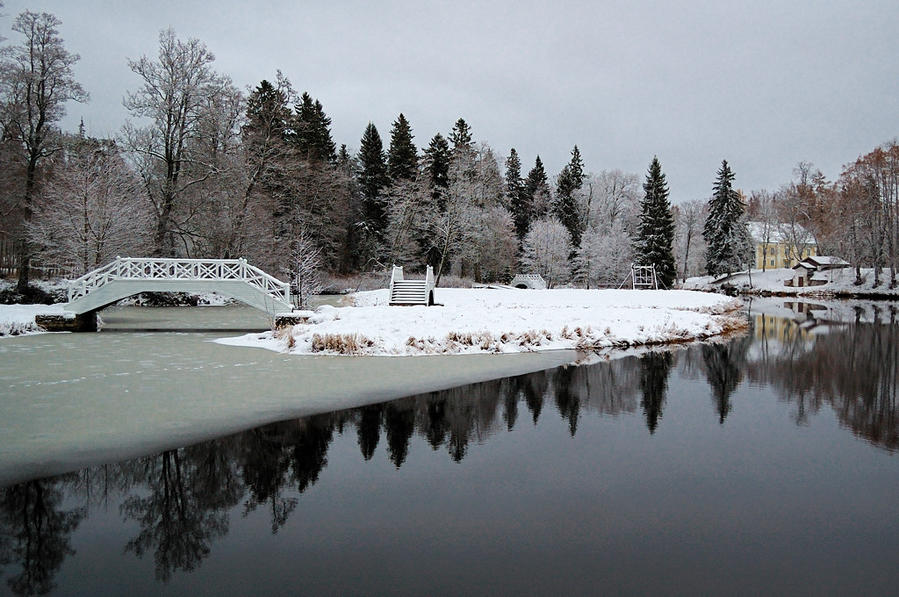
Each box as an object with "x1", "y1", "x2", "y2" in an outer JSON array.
[{"x1": 67, "y1": 257, "x2": 291, "y2": 304}]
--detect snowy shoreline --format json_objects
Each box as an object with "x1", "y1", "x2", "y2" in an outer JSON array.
[
  {"x1": 0, "y1": 303, "x2": 66, "y2": 336},
  {"x1": 215, "y1": 288, "x2": 746, "y2": 356},
  {"x1": 685, "y1": 267, "x2": 899, "y2": 299}
]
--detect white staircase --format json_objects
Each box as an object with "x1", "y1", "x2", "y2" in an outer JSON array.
[{"x1": 389, "y1": 265, "x2": 435, "y2": 306}]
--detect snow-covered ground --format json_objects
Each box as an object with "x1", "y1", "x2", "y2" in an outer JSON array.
[
  {"x1": 0, "y1": 303, "x2": 66, "y2": 336},
  {"x1": 684, "y1": 267, "x2": 899, "y2": 297},
  {"x1": 216, "y1": 288, "x2": 744, "y2": 356}
]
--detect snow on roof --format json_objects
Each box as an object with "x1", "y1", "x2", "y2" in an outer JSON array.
[
  {"x1": 746, "y1": 221, "x2": 812, "y2": 244},
  {"x1": 792, "y1": 256, "x2": 850, "y2": 270},
  {"x1": 805, "y1": 256, "x2": 849, "y2": 267}
]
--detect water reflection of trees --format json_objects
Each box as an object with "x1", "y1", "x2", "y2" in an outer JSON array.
[
  {"x1": 700, "y1": 336, "x2": 752, "y2": 424},
  {"x1": 0, "y1": 349, "x2": 676, "y2": 589},
  {"x1": 746, "y1": 321, "x2": 898, "y2": 450},
  {"x1": 119, "y1": 442, "x2": 240, "y2": 582},
  {"x1": 4, "y1": 318, "x2": 896, "y2": 590},
  {"x1": 0, "y1": 478, "x2": 85, "y2": 596},
  {"x1": 640, "y1": 352, "x2": 673, "y2": 433}
]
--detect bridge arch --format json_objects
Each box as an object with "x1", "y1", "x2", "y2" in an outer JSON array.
[{"x1": 64, "y1": 257, "x2": 294, "y2": 317}]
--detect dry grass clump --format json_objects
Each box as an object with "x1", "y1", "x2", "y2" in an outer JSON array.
[
  {"x1": 445, "y1": 331, "x2": 499, "y2": 352},
  {"x1": 274, "y1": 326, "x2": 297, "y2": 350},
  {"x1": 310, "y1": 332, "x2": 375, "y2": 354},
  {"x1": 695, "y1": 298, "x2": 744, "y2": 315},
  {"x1": 515, "y1": 329, "x2": 554, "y2": 347}
]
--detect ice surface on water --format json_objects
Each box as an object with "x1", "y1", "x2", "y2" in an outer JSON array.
[{"x1": 0, "y1": 306, "x2": 579, "y2": 485}]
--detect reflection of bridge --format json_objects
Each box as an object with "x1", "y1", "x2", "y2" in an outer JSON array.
[{"x1": 63, "y1": 257, "x2": 293, "y2": 319}]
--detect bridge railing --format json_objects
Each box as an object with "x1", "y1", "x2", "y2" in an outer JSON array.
[{"x1": 67, "y1": 257, "x2": 291, "y2": 305}]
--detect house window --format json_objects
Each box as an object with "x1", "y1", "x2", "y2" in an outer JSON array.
[{"x1": 770, "y1": 259, "x2": 775, "y2": 266}]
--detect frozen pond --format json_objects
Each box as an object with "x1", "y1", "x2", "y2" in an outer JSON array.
[
  {"x1": 0, "y1": 304, "x2": 578, "y2": 485},
  {"x1": 0, "y1": 300, "x2": 897, "y2": 594}
]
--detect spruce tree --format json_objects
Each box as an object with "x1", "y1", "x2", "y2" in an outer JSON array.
[
  {"x1": 703, "y1": 160, "x2": 750, "y2": 276},
  {"x1": 525, "y1": 156, "x2": 548, "y2": 196},
  {"x1": 292, "y1": 92, "x2": 336, "y2": 162},
  {"x1": 245, "y1": 80, "x2": 291, "y2": 143},
  {"x1": 337, "y1": 144, "x2": 351, "y2": 166},
  {"x1": 553, "y1": 145, "x2": 587, "y2": 247},
  {"x1": 358, "y1": 123, "x2": 389, "y2": 235},
  {"x1": 387, "y1": 113, "x2": 418, "y2": 181},
  {"x1": 633, "y1": 157, "x2": 676, "y2": 288},
  {"x1": 525, "y1": 156, "x2": 550, "y2": 219},
  {"x1": 422, "y1": 133, "x2": 450, "y2": 201},
  {"x1": 449, "y1": 118, "x2": 473, "y2": 153},
  {"x1": 505, "y1": 148, "x2": 529, "y2": 240}
]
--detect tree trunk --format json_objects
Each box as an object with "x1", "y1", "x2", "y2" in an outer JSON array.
[{"x1": 16, "y1": 157, "x2": 38, "y2": 293}]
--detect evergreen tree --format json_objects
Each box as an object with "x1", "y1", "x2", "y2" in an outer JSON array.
[
  {"x1": 449, "y1": 118, "x2": 473, "y2": 153},
  {"x1": 291, "y1": 92, "x2": 336, "y2": 162},
  {"x1": 337, "y1": 144, "x2": 351, "y2": 168},
  {"x1": 245, "y1": 80, "x2": 291, "y2": 142},
  {"x1": 358, "y1": 123, "x2": 389, "y2": 234},
  {"x1": 633, "y1": 157, "x2": 676, "y2": 288},
  {"x1": 505, "y1": 148, "x2": 528, "y2": 240},
  {"x1": 422, "y1": 133, "x2": 450, "y2": 192},
  {"x1": 703, "y1": 160, "x2": 751, "y2": 276},
  {"x1": 553, "y1": 146, "x2": 587, "y2": 247},
  {"x1": 387, "y1": 113, "x2": 418, "y2": 181},
  {"x1": 525, "y1": 156, "x2": 551, "y2": 219}
]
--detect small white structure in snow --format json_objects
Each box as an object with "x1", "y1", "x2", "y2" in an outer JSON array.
[
  {"x1": 629, "y1": 264, "x2": 659, "y2": 289},
  {"x1": 510, "y1": 274, "x2": 547, "y2": 289},
  {"x1": 389, "y1": 265, "x2": 435, "y2": 305},
  {"x1": 789, "y1": 256, "x2": 851, "y2": 287}
]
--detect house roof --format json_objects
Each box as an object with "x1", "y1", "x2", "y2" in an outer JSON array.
[
  {"x1": 746, "y1": 221, "x2": 813, "y2": 244},
  {"x1": 791, "y1": 256, "x2": 850, "y2": 270},
  {"x1": 805, "y1": 256, "x2": 849, "y2": 267}
]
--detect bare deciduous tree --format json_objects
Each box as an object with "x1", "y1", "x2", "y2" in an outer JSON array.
[
  {"x1": 0, "y1": 10, "x2": 87, "y2": 289},
  {"x1": 286, "y1": 226, "x2": 323, "y2": 309},
  {"x1": 574, "y1": 221, "x2": 632, "y2": 288},
  {"x1": 673, "y1": 199, "x2": 707, "y2": 280},
  {"x1": 464, "y1": 205, "x2": 518, "y2": 283},
  {"x1": 122, "y1": 28, "x2": 232, "y2": 256},
  {"x1": 27, "y1": 138, "x2": 152, "y2": 275},
  {"x1": 521, "y1": 217, "x2": 572, "y2": 288}
]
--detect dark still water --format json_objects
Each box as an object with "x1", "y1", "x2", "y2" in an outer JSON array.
[{"x1": 2, "y1": 308, "x2": 897, "y2": 595}]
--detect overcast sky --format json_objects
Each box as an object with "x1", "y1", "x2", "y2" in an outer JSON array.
[{"x1": 4, "y1": 0, "x2": 898, "y2": 203}]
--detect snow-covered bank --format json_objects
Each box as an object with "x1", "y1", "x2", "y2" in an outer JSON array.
[
  {"x1": 216, "y1": 288, "x2": 745, "y2": 356},
  {"x1": 684, "y1": 268, "x2": 899, "y2": 298},
  {"x1": 0, "y1": 304, "x2": 65, "y2": 336}
]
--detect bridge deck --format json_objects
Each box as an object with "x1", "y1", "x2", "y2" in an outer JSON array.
[{"x1": 64, "y1": 257, "x2": 293, "y2": 317}]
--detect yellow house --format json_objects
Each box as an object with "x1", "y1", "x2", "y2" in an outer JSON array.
[{"x1": 747, "y1": 221, "x2": 817, "y2": 269}]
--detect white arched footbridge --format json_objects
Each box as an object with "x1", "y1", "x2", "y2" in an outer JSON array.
[{"x1": 65, "y1": 257, "x2": 293, "y2": 316}]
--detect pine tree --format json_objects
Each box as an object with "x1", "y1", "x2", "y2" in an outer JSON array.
[
  {"x1": 569, "y1": 145, "x2": 585, "y2": 183},
  {"x1": 387, "y1": 113, "x2": 418, "y2": 181},
  {"x1": 358, "y1": 123, "x2": 389, "y2": 235},
  {"x1": 633, "y1": 157, "x2": 676, "y2": 288},
  {"x1": 553, "y1": 145, "x2": 587, "y2": 247},
  {"x1": 422, "y1": 133, "x2": 450, "y2": 191},
  {"x1": 525, "y1": 156, "x2": 551, "y2": 219},
  {"x1": 449, "y1": 118, "x2": 473, "y2": 153},
  {"x1": 337, "y1": 144, "x2": 351, "y2": 167},
  {"x1": 505, "y1": 148, "x2": 528, "y2": 240},
  {"x1": 703, "y1": 160, "x2": 750, "y2": 276},
  {"x1": 291, "y1": 92, "x2": 336, "y2": 162},
  {"x1": 246, "y1": 80, "x2": 290, "y2": 136}
]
